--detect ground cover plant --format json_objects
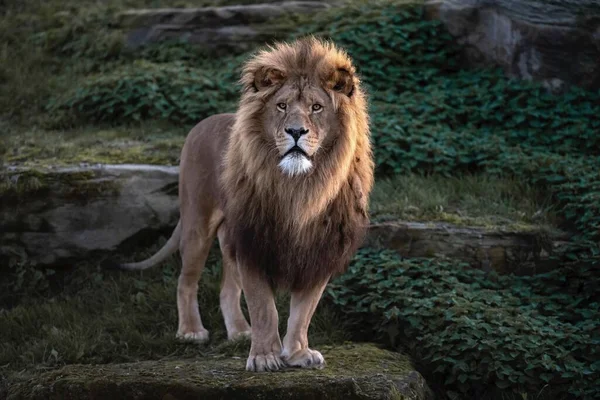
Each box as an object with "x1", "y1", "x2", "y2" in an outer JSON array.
[
  {"x1": 328, "y1": 249, "x2": 599, "y2": 399},
  {"x1": 1, "y1": 0, "x2": 599, "y2": 399}
]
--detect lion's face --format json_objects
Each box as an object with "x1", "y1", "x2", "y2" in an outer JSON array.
[
  {"x1": 263, "y1": 81, "x2": 340, "y2": 176},
  {"x1": 236, "y1": 38, "x2": 361, "y2": 180}
]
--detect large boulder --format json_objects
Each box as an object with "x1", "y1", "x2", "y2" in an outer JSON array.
[
  {"x1": 0, "y1": 164, "x2": 179, "y2": 265},
  {"x1": 118, "y1": 1, "x2": 333, "y2": 50},
  {"x1": 429, "y1": 0, "x2": 600, "y2": 90},
  {"x1": 6, "y1": 343, "x2": 433, "y2": 400}
]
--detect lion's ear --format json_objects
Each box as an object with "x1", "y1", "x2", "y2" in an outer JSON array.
[
  {"x1": 253, "y1": 67, "x2": 286, "y2": 91},
  {"x1": 329, "y1": 68, "x2": 355, "y2": 97}
]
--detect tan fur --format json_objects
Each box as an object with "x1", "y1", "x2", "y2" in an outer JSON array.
[{"x1": 120, "y1": 37, "x2": 373, "y2": 372}]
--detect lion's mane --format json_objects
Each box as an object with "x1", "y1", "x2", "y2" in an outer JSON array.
[{"x1": 221, "y1": 38, "x2": 374, "y2": 290}]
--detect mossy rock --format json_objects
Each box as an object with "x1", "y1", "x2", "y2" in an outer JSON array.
[
  {"x1": 7, "y1": 343, "x2": 432, "y2": 400},
  {"x1": 0, "y1": 164, "x2": 179, "y2": 265}
]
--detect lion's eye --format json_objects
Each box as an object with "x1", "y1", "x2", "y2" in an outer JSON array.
[
  {"x1": 312, "y1": 104, "x2": 323, "y2": 112},
  {"x1": 277, "y1": 103, "x2": 287, "y2": 111}
]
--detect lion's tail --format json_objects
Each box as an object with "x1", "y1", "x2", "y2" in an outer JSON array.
[{"x1": 118, "y1": 220, "x2": 182, "y2": 271}]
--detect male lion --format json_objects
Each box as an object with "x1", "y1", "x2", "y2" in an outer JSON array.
[{"x1": 119, "y1": 37, "x2": 374, "y2": 372}]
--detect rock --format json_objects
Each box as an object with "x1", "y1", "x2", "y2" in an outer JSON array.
[
  {"x1": 0, "y1": 164, "x2": 179, "y2": 265},
  {"x1": 0, "y1": 164, "x2": 569, "y2": 274},
  {"x1": 118, "y1": 1, "x2": 333, "y2": 49},
  {"x1": 366, "y1": 221, "x2": 569, "y2": 275},
  {"x1": 6, "y1": 343, "x2": 433, "y2": 400},
  {"x1": 428, "y1": 0, "x2": 600, "y2": 90}
]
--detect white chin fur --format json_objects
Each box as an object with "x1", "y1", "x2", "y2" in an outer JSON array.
[{"x1": 279, "y1": 153, "x2": 313, "y2": 176}]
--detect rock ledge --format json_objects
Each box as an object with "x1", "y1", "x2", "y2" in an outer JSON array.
[
  {"x1": 1, "y1": 164, "x2": 568, "y2": 273},
  {"x1": 7, "y1": 344, "x2": 432, "y2": 400}
]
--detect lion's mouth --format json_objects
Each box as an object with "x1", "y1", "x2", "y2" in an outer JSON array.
[
  {"x1": 283, "y1": 145, "x2": 310, "y2": 159},
  {"x1": 279, "y1": 146, "x2": 314, "y2": 176}
]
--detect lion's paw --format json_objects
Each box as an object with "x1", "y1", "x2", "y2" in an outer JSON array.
[
  {"x1": 281, "y1": 348, "x2": 325, "y2": 369},
  {"x1": 246, "y1": 352, "x2": 285, "y2": 372},
  {"x1": 176, "y1": 328, "x2": 209, "y2": 343},
  {"x1": 228, "y1": 328, "x2": 252, "y2": 341}
]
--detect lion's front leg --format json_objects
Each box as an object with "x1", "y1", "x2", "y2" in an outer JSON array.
[
  {"x1": 281, "y1": 278, "x2": 329, "y2": 369},
  {"x1": 237, "y1": 262, "x2": 284, "y2": 372}
]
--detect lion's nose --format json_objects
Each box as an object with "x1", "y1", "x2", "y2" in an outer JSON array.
[{"x1": 285, "y1": 127, "x2": 309, "y2": 142}]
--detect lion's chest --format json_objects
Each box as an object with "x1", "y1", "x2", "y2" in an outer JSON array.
[{"x1": 229, "y1": 192, "x2": 367, "y2": 290}]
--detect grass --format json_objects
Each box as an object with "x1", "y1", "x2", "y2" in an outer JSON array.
[
  {"x1": 0, "y1": 0, "x2": 561, "y2": 233},
  {"x1": 370, "y1": 174, "x2": 560, "y2": 229},
  {"x1": 0, "y1": 244, "x2": 351, "y2": 379},
  {"x1": 0, "y1": 122, "x2": 186, "y2": 167},
  {"x1": 1, "y1": 119, "x2": 560, "y2": 230},
  {"x1": 0, "y1": 0, "x2": 243, "y2": 124}
]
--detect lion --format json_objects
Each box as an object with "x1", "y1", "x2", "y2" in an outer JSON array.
[{"x1": 118, "y1": 37, "x2": 374, "y2": 372}]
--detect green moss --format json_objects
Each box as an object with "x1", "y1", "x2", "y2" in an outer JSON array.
[
  {"x1": 8, "y1": 344, "x2": 424, "y2": 400},
  {"x1": 0, "y1": 170, "x2": 48, "y2": 196},
  {"x1": 1, "y1": 249, "x2": 419, "y2": 398},
  {"x1": 0, "y1": 249, "x2": 351, "y2": 371},
  {"x1": 0, "y1": 168, "x2": 117, "y2": 199}
]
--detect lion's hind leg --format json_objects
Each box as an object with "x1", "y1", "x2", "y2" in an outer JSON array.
[
  {"x1": 176, "y1": 217, "x2": 219, "y2": 343},
  {"x1": 281, "y1": 279, "x2": 329, "y2": 369},
  {"x1": 217, "y1": 225, "x2": 251, "y2": 341}
]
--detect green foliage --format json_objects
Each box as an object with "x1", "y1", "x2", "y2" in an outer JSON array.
[
  {"x1": 47, "y1": 60, "x2": 239, "y2": 123},
  {"x1": 0, "y1": 0, "x2": 282, "y2": 121},
  {"x1": 327, "y1": 248, "x2": 600, "y2": 399},
  {"x1": 297, "y1": 1, "x2": 460, "y2": 88}
]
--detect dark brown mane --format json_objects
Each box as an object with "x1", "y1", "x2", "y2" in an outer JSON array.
[{"x1": 231, "y1": 179, "x2": 368, "y2": 290}]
